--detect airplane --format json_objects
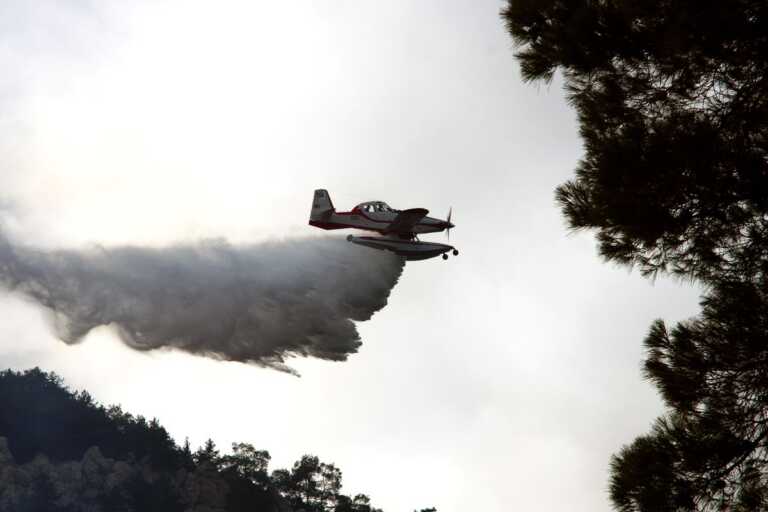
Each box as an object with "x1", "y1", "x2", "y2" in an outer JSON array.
[{"x1": 308, "y1": 189, "x2": 459, "y2": 261}]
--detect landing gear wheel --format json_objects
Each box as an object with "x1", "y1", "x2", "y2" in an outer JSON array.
[
  {"x1": 452, "y1": 249, "x2": 459, "y2": 256},
  {"x1": 346, "y1": 234, "x2": 353, "y2": 242},
  {"x1": 442, "y1": 253, "x2": 448, "y2": 260}
]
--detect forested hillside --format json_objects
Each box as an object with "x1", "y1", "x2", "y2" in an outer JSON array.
[{"x1": 0, "y1": 368, "x2": 434, "y2": 512}]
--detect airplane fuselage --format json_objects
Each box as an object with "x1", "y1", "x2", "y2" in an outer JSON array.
[{"x1": 309, "y1": 210, "x2": 449, "y2": 236}]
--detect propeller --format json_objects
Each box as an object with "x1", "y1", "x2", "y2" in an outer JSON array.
[{"x1": 446, "y1": 207, "x2": 453, "y2": 241}]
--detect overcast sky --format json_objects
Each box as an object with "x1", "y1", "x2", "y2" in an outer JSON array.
[{"x1": 0, "y1": 2, "x2": 703, "y2": 510}]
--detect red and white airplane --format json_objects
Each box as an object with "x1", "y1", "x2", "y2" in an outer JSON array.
[{"x1": 309, "y1": 189, "x2": 459, "y2": 261}]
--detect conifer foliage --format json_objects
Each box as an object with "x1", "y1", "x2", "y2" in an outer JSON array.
[
  {"x1": 503, "y1": 1, "x2": 768, "y2": 510},
  {"x1": 504, "y1": 0, "x2": 768, "y2": 282}
]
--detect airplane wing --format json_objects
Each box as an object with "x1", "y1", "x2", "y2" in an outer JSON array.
[{"x1": 385, "y1": 208, "x2": 429, "y2": 234}]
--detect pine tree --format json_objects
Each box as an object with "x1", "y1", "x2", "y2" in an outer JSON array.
[
  {"x1": 502, "y1": 1, "x2": 768, "y2": 510},
  {"x1": 503, "y1": 0, "x2": 768, "y2": 283}
]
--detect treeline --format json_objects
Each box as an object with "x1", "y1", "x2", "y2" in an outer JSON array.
[{"x1": 0, "y1": 368, "x2": 435, "y2": 512}]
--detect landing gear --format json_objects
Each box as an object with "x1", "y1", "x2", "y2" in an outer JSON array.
[
  {"x1": 452, "y1": 249, "x2": 459, "y2": 256},
  {"x1": 442, "y1": 253, "x2": 448, "y2": 260},
  {"x1": 346, "y1": 234, "x2": 353, "y2": 242}
]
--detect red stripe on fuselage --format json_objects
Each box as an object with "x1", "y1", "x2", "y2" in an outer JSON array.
[{"x1": 333, "y1": 210, "x2": 444, "y2": 228}]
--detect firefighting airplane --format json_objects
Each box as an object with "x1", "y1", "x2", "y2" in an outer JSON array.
[{"x1": 308, "y1": 189, "x2": 459, "y2": 261}]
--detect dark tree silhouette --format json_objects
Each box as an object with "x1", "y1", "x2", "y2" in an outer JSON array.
[
  {"x1": 318, "y1": 461, "x2": 343, "y2": 510},
  {"x1": 220, "y1": 443, "x2": 275, "y2": 512},
  {"x1": 502, "y1": 0, "x2": 768, "y2": 282},
  {"x1": 0, "y1": 368, "x2": 180, "y2": 469},
  {"x1": 194, "y1": 438, "x2": 221, "y2": 467},
  {"x1": 611, "y1": 279, "x2": 768, "y2": 510},
  {"x1": 275, "y1": 454, "x2": 343, "y2": 511},
  {"x1": 336, "y1": 493, "x2": 384, "y2": 512},
  {"x1": 221, "y1": 442, "x2": 271, "y2": 488},
  {"x1": 0, "y1": 367, "x2": 409, "y2": 511},
  {"x1": 289, "y1": 454, "x2": 323, "y2": 508},
  {"x1": 503, "y1": 1, "x2": 768, "y2": 510},
  {"x1": 19, "y1": 465, "x2": 58, "y2": 512}
]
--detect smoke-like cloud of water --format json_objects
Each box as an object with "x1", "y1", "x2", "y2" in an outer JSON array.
[{"x1": 0, "y1": 228, "x2": 404, "y2": 375}]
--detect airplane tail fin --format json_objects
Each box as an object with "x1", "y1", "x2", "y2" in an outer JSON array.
[{"x1": 309, "y1": 189, "x2": 335, "y2": 221}]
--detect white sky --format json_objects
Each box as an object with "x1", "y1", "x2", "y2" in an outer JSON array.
[{"x1": 0, "y1": 1, "x2": 702, "y2": 510}]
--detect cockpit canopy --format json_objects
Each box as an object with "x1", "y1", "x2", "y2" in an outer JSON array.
[{"x1": 355, "y1": 201, "x2": 396, "y2": 213}]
